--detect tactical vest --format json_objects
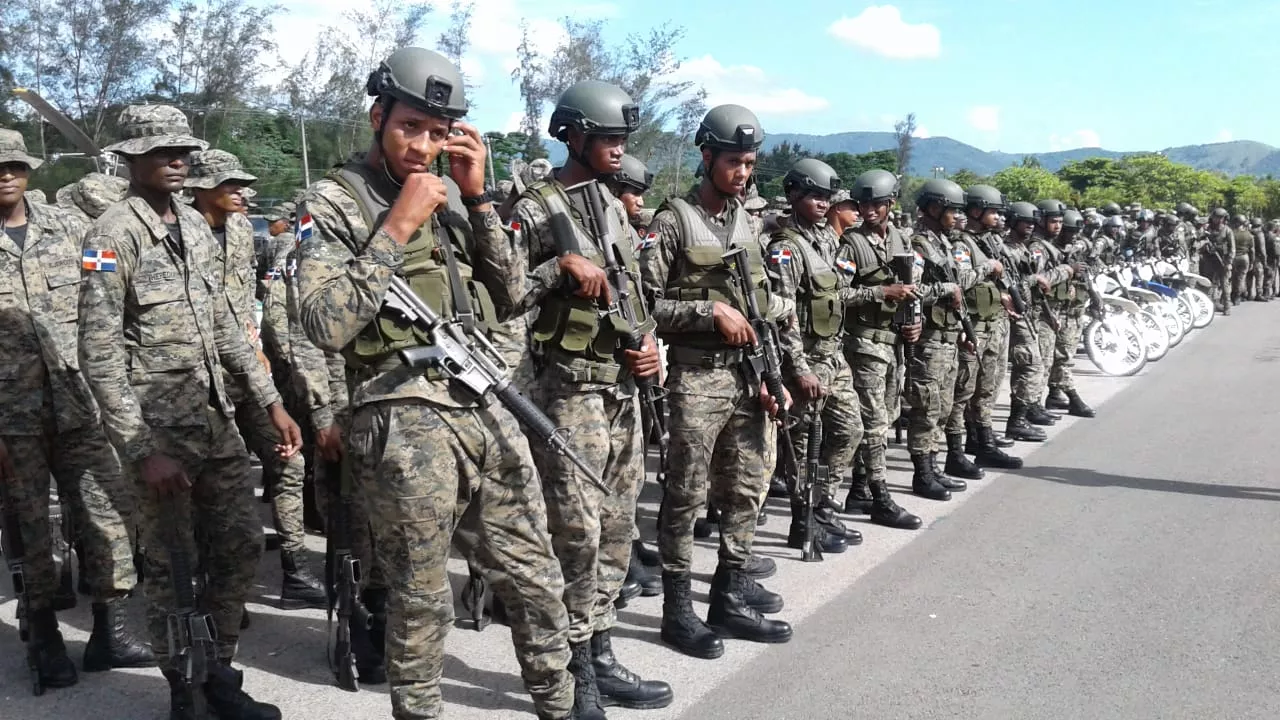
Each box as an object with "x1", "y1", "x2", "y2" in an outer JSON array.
[
  {"x1": 663, "y1": 197, "x2": 770, "y2": 350},
  {"x1": 325, "y1": 163, "x2": 498, "y2": 371},
  {"x1": 842, "y1": 228, "x2": 900, "y2": 332},
  {"x1": 524, "y1": 180, "x2": 654, "y2": 368},
  {"x1": 914, "y1": 232, "x2": 963, "y2": 330},
  {"x1": 774, "y1": 227, "x2": 843, "y2": 339},
  {"x1": 1035, "y1": 239, "x2": 1073, "y2": 302},
  {"x1": 959, "y1": 231, "x2": 1001, "y2": 320}
]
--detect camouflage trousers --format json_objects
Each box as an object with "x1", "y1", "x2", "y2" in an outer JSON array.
[
  {"x1": 948, "y1": 326, "x2": 981, "y2": 436},
  {"x1": 1008, "y1": 316, "x2": 1045, "y2": 405},
  {"x1": 1204, "y1": 255, "x2": 1229, "y2": 308},
  {"x1": 1265, "y1": 259, "x2": 1279, "y2": 298},
  {"x1": 138, "y1": 409, "x2": 261, "y2": 664},
  {"x1": 658, "y1": 365, "x2": 766, "y2": 574},
  {"x1": 788, "y1": 353, "x2": 863, "y2": 502},
  {"x1": 845, "y1": 333, "x2": 899, "y2": 485},
  {"x1": 1037, "y1": 310, "x2": 1084, "y2": 395},
  {"x1": 905, "y1": 336, "x2": 959, "y2": 455},
  {"x1": 229, "y1": 378, "x2": 307, "y2": 555},
  {"x1": 320, "y1": 447, "x2": 384, "y2": 590},
  {"x1": 348, "y1": 399, "x2": 571, "y2": 720},
  {"x1": 966, "y1": 317, "x2": 1010, "y2": 427},
  {"x1": 1231, "y1": 254, "x2": 1250, "y2": 302},
  {"x1": 1248, "y1": 259, "x2": 1264, "y2": 299},
  {"x1": 529, "y1": 374, "x2": 641, "y2": 645},
  {"x1": 2, "y1": 420, "x2": 136, "y2": 608}
]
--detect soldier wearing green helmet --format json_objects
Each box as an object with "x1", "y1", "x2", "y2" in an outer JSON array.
[
  {"x1": 1202, "y1": 208, "x2": 1234, "y2": 313},
  {"x1": 506, "y1": 79, "x2": 672, "y2": 717},
  {"x1": 834, "y1": 168, "x2": 924, "y2": 531},
  {"x1": 1001, "y1": 201, "x2": 1051, "y2": 441},
  {"x1": 1027, "y1": 199, "x2": 1090, "y2": 419},
  {"x1": 1040, "y1": 205, "x2": 1096, "y2": 418},
  {"x1": 637, "y1": 103, "x2": 798, "y2": 660},
  {"x1": 1229, "y1": 213, "x2": 1253, "y2": 306},
  {"x1": 295, "y1": 46, "x2": 580, "y2": 720}
]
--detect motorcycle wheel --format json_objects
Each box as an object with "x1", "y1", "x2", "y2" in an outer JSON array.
[
  {"x1": 1175, "y1": 293, "x2": 1196, "y2": 333},
  {"x1": 1086, "y1": 315, "x2": 1148, "y2": 377},
  {"x1": 1136, "y1": 309, "x2": 1169, "y2": 362},
  {"x1": 1186, "y1": 288, "x2": 1214, "y2": 328},
  {"x1": 1157, "y1": 300, "x2": 1186, "y2": 347}
]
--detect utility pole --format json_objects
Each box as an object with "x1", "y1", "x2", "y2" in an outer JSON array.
[{"x1": 299, "y1": 112, "x2": 311, "y2": 187}]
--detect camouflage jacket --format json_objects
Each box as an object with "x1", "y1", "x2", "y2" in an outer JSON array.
[
  {"x1": 78, "y1": 194, "x2": 280, "y2": 463},
  {"x1": 296, "y1": 163, "x2": 521, "y2": 410},
  {"x1": 910, "y1": 226, "x2": 980, "y2": 330},
  {"x1": 259, "y1": 233, "x2": 296, "y2": 377},
  {"x1": 1028, "y1": 231, "x2": 1076, "y2": 288},
  {"x1": 767, "y1": 215, "x2": 845, "y2": 367},
  {"x1": 0, "y1": 201, "x2": 101, "y2": 435},
  {"x1": 1202, "y1": 224, "x2": 1234, "y2": 258},
  {"x1": 282, "y1": 243, "x2": 346, "y2": 430},
  {"x1": 220, "y1": 211, "x2": 258, "y2": 336}
]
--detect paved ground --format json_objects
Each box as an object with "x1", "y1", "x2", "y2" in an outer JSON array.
[{"x1": 1, "y1": 303, "x2": 1275, "y2": 719}]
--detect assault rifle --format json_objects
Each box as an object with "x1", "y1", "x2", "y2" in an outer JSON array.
[
  {"x1": 1, "y1": 479, "x2": 40, "y2": 695},
  {"x1": 551, "y1": 181, "x2": 669, "y2": 485},
  {"x1": 324, "y1": 459, "x2": 371, "y2": 692},
  {"x1": 799, "y1": 409, "x2": 826, "y2": 563},
  {"x1": 384, "y1": 276, "x2": 606, "y2": 492},
  {"x1": 49, "y1": 498, "x2": 76, "y2": 612},
  {"x1": 164, "y1": 500, "x2": 216, "y2": 719},
  {"x1": 925, "y1": 247, "x2": 979, "y2": 346},
  {"x1": 891, "y1": 252, "x2": 917, "y2": 444}
]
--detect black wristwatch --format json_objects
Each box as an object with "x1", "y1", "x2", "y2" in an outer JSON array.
[{"x1": 461, "y1": 191, "x2": 493, "y2": 208}]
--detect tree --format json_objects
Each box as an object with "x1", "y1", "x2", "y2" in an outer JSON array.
[
  {"x1": 483, "y1": 130, "x2": 535, "y2": 182},
  {"x1": 754, "y1": 141, "x2": 813, "y2": 199},
  {"x1": 436, "y1": 0, "x2": 475, "y2": 104},
  {"x1": 893, "y1": 112, "x2": 916, "y2": 175},
  {"x1": 511, "y1": 22, "x2": 547, "y2": 161},
  {"x1": 948, "y1": 168, "x2": 986, "y2": 188},
  {"x1": 990, "y1": 165, "x2": 1072, "y2": 203},
  {"x1": 821, "y1": 150, "x2": 897, "y2": 183},
  {"x1": 155, "y1": 0, "x2": 281, "y2": 107}
]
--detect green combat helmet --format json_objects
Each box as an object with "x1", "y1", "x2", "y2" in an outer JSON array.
[
  {"x1": 1101, "y1": 202, "x2": 1123, "y2": 217},
  {"x1": 915, "y1": 178, "x2": 965, "y2": 209},
  {"x1": 1036, "y1": 199, "x2": 1067, "y2": 218},
  {"x1": 1062, "y1": 208, "x2": 1084, "y2": 230},
  {"x1": 1007, "y1": 201, "x2": 1041, "y2": 225},
  {"x1": 548, "y1": 80, "x2": 640, "y2": 142},
  {"x1": 611, "y1": 153, "x2": 653, "y2": 194},
  {"x1": 782, "y1": 158, "x2": 841, "y2": 196},
  {"x1": 366, "y1": 46, "x2": 468, "y2": 120},
  {"x1": 964, "y1": 184, "x2": 1007, "y2": 211},
  {"x1": 851, "y1": 168, "x2": 900, "y2": 202},
  {"x1": 695, "y1": 104, "x2": 764, "y2": 151},
  {"x1": 1175, "y1": 201, "x2": 1198, "y2": 218}
]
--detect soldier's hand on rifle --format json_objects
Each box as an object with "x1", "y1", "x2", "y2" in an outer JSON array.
[
  {"x1": 712, "y1": 301, "x2": 758, "y2": 346},
  {"x1": 759, "y1": 382, "x2": 792, "y2": 418},
  {"x1": 384, "y1": 173, "x2": 450, "y2": 244},
  {"x1": 140, "y1": 453, "x2": 190, "y2": 497},
  {"x1": 315, "y1": 423, "x2": 344, "y2": 463},
  {"x1": 1000, "y1": 292, "x2": 1021, "y2": 319},
  {"x1": 623, "y1": 334, "x2": 662, "y2": 379},
  {"x1": 444, "y1": 122, "x2": 488, "y2": 198},
  {"x1": 901, "y1": 318, "x2": 923, "y2": 343},
  {"x1": 0, "y1": 438, "x2": 14, "y2": 482},
  {"x1": 1035, "y1": 274, "x2": 1051, "y2": 293},
  {"x1": 268, "y1": 404, "x2": 304, "y2": 459},
  {"x1": 796, "y1": 373, "x2": 825, "y2": 402},
  {"x1": 952, "y1": 286, "x2": 964, "y2": 308},
  {"x1": 558, "y1": 254, "x2": 611, "y2": 302},
  {"x1": 1072, "y1": 262, "x2": 1090, "y2": 277},
  {"x1": 882, "y1": 283, "x2": 917, "y2": 302},
  {"x1": 989, "y1": 260, "x2": 1004, "y2": 278}
]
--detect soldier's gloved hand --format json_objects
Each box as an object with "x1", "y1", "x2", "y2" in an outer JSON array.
[
  {"x1": 315, "y1": 423, "x2": 344, "y2": 464},
  {"x1": 0, "y1": 438, "x2": 14, "y2": 482},
  {"x1": 712, "y1": 301, "x2": 757, "y2": 347},
  {"x1": 268, "y1": 404, "x2": 304, "y2": 459},
  {"x1": 384, "y1": 173, "x2": 450, "y2": 244},
  {"x1": 882, "y1": 283, "x2": 917, "y2": 302},
  {"x1": 901, "y1": 318, "x2": 923, "y2": 344},
  {"x1": 140, "y1": 454, "x2": 190, "y2": 498},
  {"x1": 796, "y1": 373, "x2": 824, "y2": 402},
  {"x1": 623, "y1": 334, "x2": 662, "y2": 379}
]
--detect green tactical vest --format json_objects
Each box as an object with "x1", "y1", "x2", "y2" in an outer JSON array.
[
  {"x1": 841, "y1": 228, "x2": 900, "y2": 332},
  {"x1": 663, "y1": 197, "x2": 770, "y2": 350},
  {"x1": 326, "y1": 163, "x2": 498, "y2": 370},
  {"x1": 913, "y1": 232, "x2": 964, "y2": 331},
  {"x1": 774, "y1": 227, "x2": 843, "y2": 339},
  {"x1": 958, "y1": 232, "x2": 1000, "y2": 320},
  {"x1": 524, "y1": 180, "x2": 654, "y2": 366},
  {"x1": 1034, "y1": 239, "x2": 1073, "y2": 302}
]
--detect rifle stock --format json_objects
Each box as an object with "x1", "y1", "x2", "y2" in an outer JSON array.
[
  {"x1": 324, "y1": 459, "x2": 363, "y2": 691},
  {"x1": 0, "y1": 479, "x2": 41, "y2": 695},
  {"x1": 164, "y1": 499, "x2": 215, "y2": 718}
]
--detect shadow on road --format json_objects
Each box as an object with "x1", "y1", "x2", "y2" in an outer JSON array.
[{"x1": 1013, "y1": 465, "x2": 1280, "y2": 502}]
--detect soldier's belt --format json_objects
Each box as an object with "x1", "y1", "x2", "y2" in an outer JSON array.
[
  {"x1": 666, "y1": 346, "x2": 745, "y2": 369},
  {"x1": 349, "y1": 353, "x2": 444, "y2": 382},
  {"x1": 920, "y1": 328, "x2": 961, "y2": 344},
  {"x1": 847, "y1": 325, "x2": 898, "y2": 345},
  {"x1": 969, "y1": 319, "x2": 1000, "y2": 334},
  {"x1": 541, "y1": 349, "x2": 623, "y2": 384}
]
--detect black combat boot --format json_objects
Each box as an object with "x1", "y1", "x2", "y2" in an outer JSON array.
[
  {"x1": 944, "y1": 434, "x2": 985, "y2": 481},
  {"x1": 767, "y1": 474, "x2": 789, "y2": 498},
  {"x1": 279, "y1": 550, "x2": 328, "y2": 609},
  {"x1": 843, "y1": 471, "x2": 874, "y2": 515},
  {"x1": 614, "y1": 576, "x2": 643, "y2": 609},
  {"x1": 633, "y1": 539, "x2": 660, "y2": 569},
  {"x1": 624, "y1": 542, "x2": 661, "y2": 598},
  {"x1": 911, "y1": 454, "x2": 952, "y2": 501},
  {"x1": 788, "y1": 500, "x2": 848, "y2": 557},
  {"x1": 1026, "y1": 402, "x2": 1059, "y2": 426},
  {"x1": 660, "y1": 572, "x2": 724, "y2": 659},
  {"x1": 741, "y1": 554, "x2": 777, "y2": 580},
  {"x1": 83, "y1": 598, "x2": 155, "y2": 671},
  {"x1": 1065, "y1": 390, "x2": 1096, "y2": 418},
  {"x1": 28, "y1": 608, "x2": 78, "y2": 690},
  {"x1": 567, "y1": 641, "x2": 607, "y2": 720},
  {"x1": 360, "y1": 587, "x2": 389, "y2": 683},
  {"x1": 756, "y1": 504, "x2": 768, "y2": 526},
  {"x1": 591, "y1": 630, "x2": 674, "y2": 710},
  {"x1": 705, "y1": 567, "x2": 793, "y2": 644},
  {"x1": 964, "y1": 421, "x2": 981, "y2": 454},
  {"x1": 1005, "y1": 402, "x2": 1046, "y2": 442},
  {"x1": 975, "y1": 425, "x2": 1023, "y2": 469},
  {"x1": 814, "y1": 505, "x2": 862, "y2": 545},
  {"x1": 932, "y1": 452, "x2": 968, "y2": 491},
  {"x1": 692, "y1": 503, "x2": 719, "y2": 539},
  {"x1": 1045, "y1": 387, "x2": 1071, "y2": 410},
  {"x1": 204, "y1": 661, "x2": 282, "y2": 720},
  {"x1": 711, "y1": 564, "x2": 783, "y2": 614}
]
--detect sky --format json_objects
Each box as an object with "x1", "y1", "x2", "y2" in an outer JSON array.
[{"x1": 269, "y1": 0, "x2": 1280, "y2": 153}]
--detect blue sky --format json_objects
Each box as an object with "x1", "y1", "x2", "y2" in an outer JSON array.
[{"x1": 276, "y1": 0, "x2": 1280, "y2": 152}]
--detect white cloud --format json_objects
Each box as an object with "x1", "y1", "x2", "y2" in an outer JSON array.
[
  {"x1": 1048, "y1": 129, "x2": 1102, "y2": 151},
  {"x1": 669, "y1": 55, "x2": 830, "y2": 115},
  {"x1": 967, "y1": 105, "x2": 1000, "y2": 133},
  {"x1": 1216, "y1": 129, "x2": 1234, "y2": 142},
  {"x1": 828, "y1": 6, "x2": 942, "y2": 60}
]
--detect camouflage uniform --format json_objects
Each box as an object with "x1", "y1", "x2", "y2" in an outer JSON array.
[
  {"x1": 79, "y1": 187, "x2": 279, "y2": 664},
  {"x1": 1179, "y1": 220, "x2": 1202, "y2": 275},
  {"x1": 0, "y1": 197, "x2": 137, "y2": 608},
  {"x1": 767, "y1": 216, "x2": 863, "y2": 503},
  {"x1": 954, "y1": 227, "x2": 1008, "y2": 429},
  {"x1": 57, "y1": 172, "x2": 129, "y2": 225},
  {"x1": 296, "y1": 156, "x2": 572, "y2": 720},
  {"x1": 1003, "y1": 235, "x2": 1048, "y2": 404},
  {"x1": 1201, "y1": 223, "x2": 1234, "y2": 310},
  {"x1": 508, "y1": 180, "x2": 647, "y2": 644},
  {"x1": 1249, "y1": 227, "x2": 1267, "y2": 300},
  {"x1": 1231, "y1": 226, "x2": 1251, "y2": 304},
  {"x1": 1028, "y1": 232, "x2": 1082, "y2": 398}
]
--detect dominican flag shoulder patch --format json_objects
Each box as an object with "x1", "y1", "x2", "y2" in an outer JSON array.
[
  {"x1": 636, "y1": 233, "x2": 657, "y2": 252},
  {"x1": 953, "y1": 248, "x2": 971, "y2": 264},
  {"x1": 770, "y1": 248, "x2": 793, "y2": 265},
  {"x1": 913, "y1": 251, "x2": 925, "y2": 268},
  {"x1": 82, "y1": 249, "x2": 117, "y2": 272},
  {"x1": 837, "y1": 258, "x2": 857, "y2": 274},
  {"x1": 261, "y1": 267, "x2": 283, "y2": 281},
  {"x1": 295, "y1": 212, "x2": 314, "y2": 245}
]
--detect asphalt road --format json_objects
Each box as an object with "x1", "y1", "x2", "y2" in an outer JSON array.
[{"x1": 1, "y1": 302, "x2": 1275, "y2": 720}]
